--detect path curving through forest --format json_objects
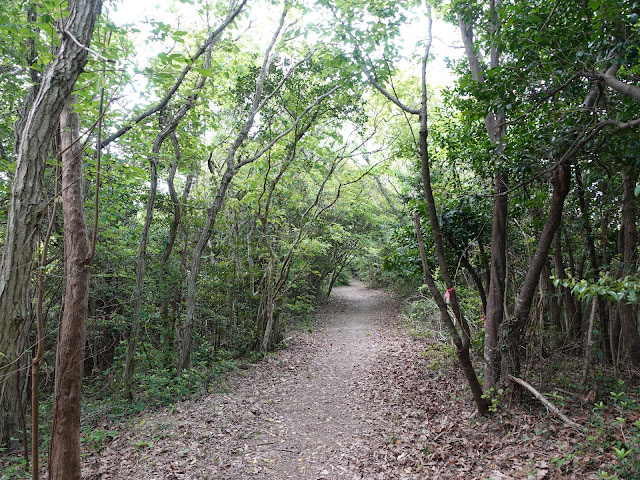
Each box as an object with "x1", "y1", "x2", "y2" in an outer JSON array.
[{"x1": 86, "y1": 281, "x2": 400, "y2": 479}]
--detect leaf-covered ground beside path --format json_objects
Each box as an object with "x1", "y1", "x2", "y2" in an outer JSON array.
[{"x1": 72, "y1": 281, "x2": 636, "y2": 479}]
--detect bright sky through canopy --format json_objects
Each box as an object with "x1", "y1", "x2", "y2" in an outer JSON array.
[{"x1": 109, "y1": 0, "x2": 463, "y2": 89}]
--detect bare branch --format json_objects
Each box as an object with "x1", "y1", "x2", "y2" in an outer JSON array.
[
  {"x1": 582, "y1": 70, "x2": 640, "y2": 103},
  {"x1": 507, "y1": 375, "x2": 584, "y2": 431},
  {"x1": 100, "y1": 0, "x2": 248, "y2": 148}
]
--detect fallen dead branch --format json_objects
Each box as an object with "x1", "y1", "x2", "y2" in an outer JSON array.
[{"x1": 507, "y1": 374, "x2": 584, "y2": 432}]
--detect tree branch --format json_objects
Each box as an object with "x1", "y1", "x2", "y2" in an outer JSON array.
[
  {"x1": 582, "y1": 70, "x2": 640, "y2": 103},
  {"x1": 100, "y1": 0, "x2": 247, "y2": 148},
  {"x1": 507, "y1": 375, "x2": 583, "y2": 431}
]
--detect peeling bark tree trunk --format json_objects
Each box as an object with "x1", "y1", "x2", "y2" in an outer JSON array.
[
  {"x1": 0, "y1": 0, "x2": 101, "y2": 447},
  {"x1": 49, "y1": 96, "x2": 91, "y2": 480}
]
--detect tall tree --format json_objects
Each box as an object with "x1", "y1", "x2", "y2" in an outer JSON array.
[
  {"x1": 457, "y1": 0, "x2": 508, "y2": 392},
  {"x1": 122, "y1": 0, "x2": 247, "y2": 400},
  {"x1": 350, "y1": 4, "x2": 488, "y2": 413},
  {"x1": 0, "y1": 0, "x2": 102, "y2": 447},
  {"x1": 49, "y1": 95, "x2": 91, "y2": 480},
  {"x1": 176, "y1": 8, "x2": 341, "y2": 372}
]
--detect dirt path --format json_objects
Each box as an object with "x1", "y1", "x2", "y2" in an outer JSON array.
[
  {"x1": 86, "y1": 281, "x2": 400, "y2": 479},
  {"x1": 84, "y1": 282, "x2": 595, "y2": 479}
]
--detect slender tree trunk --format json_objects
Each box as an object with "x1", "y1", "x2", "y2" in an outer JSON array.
[
  {"x1": 458, "y1": 5, "x2": 508, "y2": 391},
  {"x1": 364, "y1": 7, "x2": 486, "y2": 412},
  {"x1": 553, "y1": 229, "x2": 580, "y2": 340},
  {"x1": 418, "y1": 105, "x2": 470, "y2": 341},
  {"x1": 160, "y1": 136, "x2": 192, "y2": 317},
  {"x1": 564, "y1": 232, "x2": 584, "y2": 336},
  {"x1": 0, "y1": 0, "x2": 101, "y2": 447},
  {"x1": 327, "y1": 257, "x2": 354, "y2": 297},
  {"x1": 506, "y1": 163, "x2": 571, "y2": 377},
  {"x1": 178, "y1": 169, "x2": 235, "y2": 372},
  {"x1": 49, "y1": 96, "x2": 91, "y2": 480},
  {"x1": 32, "y1": 162, "x2": 59, "y2": 479},
  {"x1": 162, "y1": 172, "x2": 193, "y2": 319},
  {"x1": 122, "y1": 153, "x2": 158, "y2": 400},
  {"x1": 599, "y1": 188, "x2": 612, "y2": 362},
  {"x1": 545, "y1": 260, "x2": 564, "y2": 335},
  {"x1": 484, "y1": 172, "x2": 508, "y2": 390},
  {"x1": 446, "y1": 236, "x2": 487, "y2": 315},
  {"x1": 611, "y1": 303, "x2": 621, "y2": 375},
  {"x1": 414, "y1": 215, "x2": 487, "y2": 414},
  {"x1": 581, "y1": 297, "x2": 598, "y2": 383},
  {"x1": 124, "y1": 46, "x2": 215, "y2": 397},
  {"x1": 575, "y1": 163, "x2": 599, "y2": 275},
  {"x1": 259, "y1": 260, "x2": 276, "y2": 352}
]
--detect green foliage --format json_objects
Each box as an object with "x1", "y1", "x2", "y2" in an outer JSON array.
[
  {"x1": 554, "y1": 271, "x2": 640, "y2": 304},
  {"x1": 2, "y1": 0, "x2": 640, "y2": 472},
  {"x1": 0, "y1": 455, "x2": 28, "y2": 479},
  {"x1": 481, "y1": 387, "x2": 505, "y2": 413},
  {"x1": 81, "y1": 428, "x2": 120, "y2": 452}
]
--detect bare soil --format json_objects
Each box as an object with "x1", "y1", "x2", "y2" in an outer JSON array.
[
  {"x1": 82, "y1": 281, "x2": 611, "y2": 479},
  {"x1": 84, "y1": 281, "x2": 399, "y2": 479}
]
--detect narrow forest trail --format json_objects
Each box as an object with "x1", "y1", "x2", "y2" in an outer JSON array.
[
  {"x1": 84, "y1": 282, "x2": 590, "y2": 480},
  {"x1": 85, "y1": 281, "x2": 401, "y2": 479}
]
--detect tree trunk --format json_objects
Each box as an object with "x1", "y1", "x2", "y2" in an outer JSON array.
[
  {"x1": 0, "y1": 0, "x2": 101, "y2": 447},
  {"x1": 574, "y1": 162, "x2": 599, "y2": 275},
  {"x1": 506, "y1": 163, "x2": 571, "y2": 377},
  {"x1": 163, "y1": 173, "x2": 194, "y2": 322},
  {"x1": 618, "y1": 169, "x2": 640, "y2": 366},
  {"x1": 178, "y1": 169, "x2": 235, "y2": 372},
  {"x1": 458, "y1": 6, "x2": 508, "y2": 391},
  {"x1": 414, "y1": 215, "x2": 488, "y2": 414},
  {"x1": 160, "y1": 137, "x2": 192, "y2": 318},
  {"x1": 122, "y1": 153, "x2": 158, "y2": 400},
  {"x1": 176, "y1": 9, "x2": 336, "y2": 370},
  {"x1": 553, "y1": 229, "x2": 580, "y2": 340},
  {"x1": 599, "y1": 188, "x2": 612, "y2": 362},
  {"x1": 564, "y1": 232, "x2": 584, "y2": 336},
  {"x1": 49, "y1": 96, "x2": 91, "y2": 480},
  {"x1": 484, "y1": 172, "x2": 508, "y2": 390},
  {"x1": 446, "y1": 236, "x2": 487, "y2": 315},
  {"x1": 545, "y1": 261, "x2": 564, "y2": 335},
  {"x1": 123, "y1": 41, "x2": 216, "y2": 397}
]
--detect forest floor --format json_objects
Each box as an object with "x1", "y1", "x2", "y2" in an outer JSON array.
[{"x1": 80, "y1": 282, "x2": 630, "y2": 479}]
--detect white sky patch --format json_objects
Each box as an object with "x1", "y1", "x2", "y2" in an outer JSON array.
[{"x1": 108, "y1": 0, "x2": 463, "y2": 88}]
